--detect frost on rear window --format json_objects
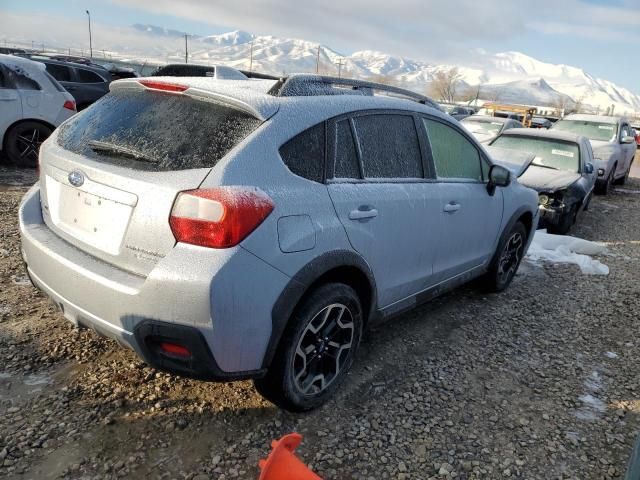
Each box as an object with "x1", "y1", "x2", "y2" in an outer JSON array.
[
  {"x1": 3, "y1": 63, "x2": 41, "y2": 90},
  {"x1": 354, "y1": 114, "x2": 423, "y2": 179},
  {"x1": 57, "y1": 89, "x2": 262, "y2": 171}
]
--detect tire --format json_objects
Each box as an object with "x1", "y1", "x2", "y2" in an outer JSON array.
[
  {"x1": 547, "y1": 204, "x2": 578, "y2": 235},
  {"x1": 483, "y1": 221, "x2": 527, "y2": 293},
  {"x1": 615, "y1": 164, "x2": 630, "y2": 186},
  {"x1": 4, "y1": 121, "x2": 52, "y2": 168},
  {"x1": 596, "y1": 166, "x2": 615, "y2": 195},
  {"x1": 254, "y1": 283, "x2": 363, "y2": 412}
]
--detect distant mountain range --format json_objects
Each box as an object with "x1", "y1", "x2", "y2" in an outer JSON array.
[{"x1": 126, "y1": 25, "x2": 640, "y2": 114}]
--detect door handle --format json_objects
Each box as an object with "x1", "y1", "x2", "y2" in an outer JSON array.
[
  {"x1": 349, "y1": 207, "x2": 378, "y2": 221},
  {"x1": 443, "y1": 202, "x2": 461, "y2": 213}
]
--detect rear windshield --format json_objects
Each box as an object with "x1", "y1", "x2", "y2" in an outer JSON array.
[
  {"x1": 552, "y1": 119, "x2": 617, "y2": 142},
  {"x1": 57, "y1": 89, "x2": 262, "y2": 171}
]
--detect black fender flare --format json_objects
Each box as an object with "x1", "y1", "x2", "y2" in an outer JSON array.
[
  {"x1": 488, "y1": 205, "x2": 535, "y2": 268},
  {"x1": 262, "y1": 249, "x2": 377, "y2": 369}
]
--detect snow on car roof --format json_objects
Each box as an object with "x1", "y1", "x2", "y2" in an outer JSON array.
[
  {"x1": 0, "y1": 53, "x2": 46, "y2": 73},
  {"x1": 501, "y1": 127, "x2": 583, "y2": 144},
  {"x1": 562, "y1": 114, "x2": 625, "y2": 124},
  {"x1": 462, "y1": 115, "x2": 509, "y2": 124},
  {"x1": 110, "y1": 75, "x2": 447, "y2": 123}
]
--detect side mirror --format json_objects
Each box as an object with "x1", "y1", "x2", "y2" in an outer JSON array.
[
  {"x1": 487, "y1": 164, "x2": 511, "y2": 196},
  {"x1": 621, "y1": 136, "x2": 635, "y2": 144},
  {"x1": 585, "y1": 163, "x2": 594, "y2": 174}
]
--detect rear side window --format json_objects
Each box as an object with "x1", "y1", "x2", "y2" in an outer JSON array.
[
  {"x1": 0, "y1": 67, "x2": 7, "y2": 88},
  {"x1": 353, "y1": 114, "x2": 423, "y2": 179},
  {"x1": 57, "y1": 89, "x2": 263, "y2": 171},
  {"x1": 279, "y1": 123, "x2": 325, "y2": 183},
  {"x1": 45, "y1": 64, "x2": 72, "y2": 82},
  {"x1": 423, "y1": 118, "x2": 482, "y2": 181},
  {"x1": 77, "y1": 68, "x2": 105, "y2": 83},
  {"x1": 334, "y1": 119, "x2": 360, "y2": 179},
  {"x1": 43, "y1": 71, "x2": 66, "y2": 92}
]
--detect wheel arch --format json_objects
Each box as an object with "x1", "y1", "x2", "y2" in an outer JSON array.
[
  {"x1": 2, "y1": 118, "x2": 56, "y2": 150},
  {"x1": 263, "y1": 249, "x2": 377, "y2": 369}
]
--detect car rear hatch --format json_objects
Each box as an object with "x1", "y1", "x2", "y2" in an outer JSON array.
[{"x1": 38, "y1": 79, "x2": 271, "y2": 277}]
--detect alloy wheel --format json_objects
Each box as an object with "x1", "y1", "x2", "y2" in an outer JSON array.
[
  {"x1": 497, "y1": 232, "x2": 524, "y2": 283},
  {"x1": 292, "y1": 303, "x2": 355, "y2": 396},
  {"x1": 15, "y1": 128, "x2": 43, "y2": 165}
]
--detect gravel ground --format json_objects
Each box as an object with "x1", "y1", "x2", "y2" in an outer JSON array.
[{"x1": 2, "y1": 154, "x2": 640, "y2": 479}]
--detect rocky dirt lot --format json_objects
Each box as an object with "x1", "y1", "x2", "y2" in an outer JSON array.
[{"x1": 2, "y1": 158, "x2": 640, "y2": 479}]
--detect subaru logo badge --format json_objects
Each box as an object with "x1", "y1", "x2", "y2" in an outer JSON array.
[{"x1": 68, "y1": 170, "x2": 85, "y2": 187}]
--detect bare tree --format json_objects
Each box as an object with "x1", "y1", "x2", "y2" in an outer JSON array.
[{"x1": 427, "y1": 68, "x2": 462, "y2": 103}]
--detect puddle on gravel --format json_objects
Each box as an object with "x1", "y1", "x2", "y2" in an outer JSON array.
[
  {"x1": 0, "y1": 165, "x2": 38, "y2": 188},
  {"x1": 0, "y1": 364, "x2": 78, "y2": 401}
]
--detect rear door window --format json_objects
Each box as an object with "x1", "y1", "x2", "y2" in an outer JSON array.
[
  {"x1": 423, "y1": 118, "x2": 483, "y2": 181},
  {"x1": 57, "y1": 89, "x2": 263, "y2": 171},
  {"x1": 76, "y1": 68, "x2": 105, "y2": 84},
  {"x1": 334, "y1": 119, "x2": 361, "y2": 179},
  {"x1": 45, "y1": 63, "x2": 72, "y2": 82},
  {"x1": 352, "y1": 114, "x2": 423, "y2": 179},
  {"x1": 279, "y1": 123, "x2": 325, "y2": 183}
]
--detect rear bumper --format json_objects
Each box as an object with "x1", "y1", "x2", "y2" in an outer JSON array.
[{"x1": 19, "y1": 184, "x2": 290, "y2": 378}]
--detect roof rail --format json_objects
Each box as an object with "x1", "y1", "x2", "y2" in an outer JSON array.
[{"x1": 268, "y1": 74, "x2": 443, "y2": 111}]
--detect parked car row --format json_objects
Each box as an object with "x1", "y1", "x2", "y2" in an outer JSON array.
[{"x1": 6, "y1": 62, "x2": 639, "y2": 410}]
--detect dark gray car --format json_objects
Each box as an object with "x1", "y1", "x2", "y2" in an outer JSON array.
[
  {"x1": 488, "y1": 129, "x2": 597, "y2": 234},
  {"x1": 37, "y1": 59, "x2": 111, "y2": 110}
]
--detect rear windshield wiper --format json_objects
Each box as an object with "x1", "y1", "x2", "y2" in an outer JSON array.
[{"x1": 87, "y1": 140, "x2": 159, "y2": 164}]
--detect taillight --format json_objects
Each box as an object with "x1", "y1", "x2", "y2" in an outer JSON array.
[
  {"x1": 169, "y1": 187, "x2": 274, "y2": 249},
  {"x1": 138, "y1": 80, "x2": 188, "y2": 93},
  {"x1": 63, "y1": 100, "x2": 76, "y2": 111}
]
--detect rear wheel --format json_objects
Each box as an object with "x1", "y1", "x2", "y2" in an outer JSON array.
[
  {"x1": 483, "y1": 221, "x2": 527, "y2": 292},
  {"x1": 254, "y1": 283, "x2": 363, "y2": 412},
  {"x1": 4, "y1": 121, "x2": 52, "y2": 168}
]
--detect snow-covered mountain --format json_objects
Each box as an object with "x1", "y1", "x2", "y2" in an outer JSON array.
[{"x1": 124, "y1": 25, "x2": 640, "y2": 114}]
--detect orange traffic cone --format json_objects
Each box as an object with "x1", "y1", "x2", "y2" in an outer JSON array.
[{"x1": 258, "y1": 433, "x2": 322, "y2": 480}]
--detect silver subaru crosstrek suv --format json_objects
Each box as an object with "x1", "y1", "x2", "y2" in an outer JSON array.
[{"x1": 19, "y1": 74, "x2": 538, "y2": 411}]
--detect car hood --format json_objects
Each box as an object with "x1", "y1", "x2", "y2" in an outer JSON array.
[
  {"x1": 518, "y1": 165, "x2": 580, "y2": 192},
  {"x1": 590, "y1": 140, "x2": 618, "y2": 157},
  {"x1": 485, "y1": 146, "x2": 534, "y2": 177}
]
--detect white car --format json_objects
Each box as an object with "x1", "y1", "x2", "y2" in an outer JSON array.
[
  {"x1": 0, "y1": 54, "x2": 76, "y2": 167},
  {"x1": 460, "y1": 115, "x2": 523, "y2": 144}
]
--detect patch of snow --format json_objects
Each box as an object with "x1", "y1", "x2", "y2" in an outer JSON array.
[
  {"x1": 575, "y1": 370, "x2": 607, "y2": 421},
  {"x1": 525, "y1": 231, "x2": 609, "y2": 275},
  {"x1": 10, "y1": 274, "x2": 32, "y2": 286},
  {"x1": 605, "y1": 351, "x2": 619, "y2": 359},
  {"x1": 23, "y1": 373, "x2": 53, "y2": 387}
]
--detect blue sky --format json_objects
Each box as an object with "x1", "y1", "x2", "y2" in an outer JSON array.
[{"x1": 2, "y1": 0, "x2": 639, "y2": 94}]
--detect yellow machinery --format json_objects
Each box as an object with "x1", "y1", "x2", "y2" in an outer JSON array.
[{"x1": 482, "y1": 103, "x2": 537, "y2": 128}]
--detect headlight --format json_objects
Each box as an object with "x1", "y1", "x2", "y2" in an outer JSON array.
[{"x1": 538, "y1": 194, "x2": 550, "y2": 206}]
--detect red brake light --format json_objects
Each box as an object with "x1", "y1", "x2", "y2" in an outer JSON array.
[
  {"x1": 63, "y1": 100, "x2": 76, "y2": 111},
  {"x1": 138, "y1": 80, "x2": 188, "y2": 92},
  {"x1": 169, "y1": 187, "x2": 274, "y2": 249},
  {"x1": 159, "y1": 342, "x2": 191, "y2": 358}
]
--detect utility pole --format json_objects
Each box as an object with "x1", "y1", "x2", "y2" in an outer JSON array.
[
  {"x1": 336, "y1": 58, "x2": 344, "y2": 79},
  {"x1": 315, "y1": 45, "x2": 321, "y2": 74},
  {"x1": 184, "y1": 34, "x2": 188, "y2": 63},
  {"x1": 249, "y1": 40, "x2": 254, "y2": 72},
  {"x1": 86, "y1": 10, "x2": 93, "y2": 58}
]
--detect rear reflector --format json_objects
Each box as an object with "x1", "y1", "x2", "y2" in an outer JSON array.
[
  {"x1": 159, "y1": 342, "x2": 191, "y2": 358},
  {"x1": 138, "y1": 80, "x2": 188, "y2": 93},
  {"x1": 63, "y1": 100, "x2": 76, "y2": 111},
  {"x1": 169, "y1": 187, "x2": 274, "y2": 249}
]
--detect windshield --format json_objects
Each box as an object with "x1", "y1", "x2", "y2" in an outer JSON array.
[
  {"x1": 552, "y1": 119, "x2": 617, "y2": 142},
  {"x1": 491, "y1": 136, "x2": 580, "y2": 172},
  {"x1": 462, "y1": 118, "x2": 504, "y2": 135},
  {"x1": 57, "y1": 89, "x2": 262, "y2": 171}
]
